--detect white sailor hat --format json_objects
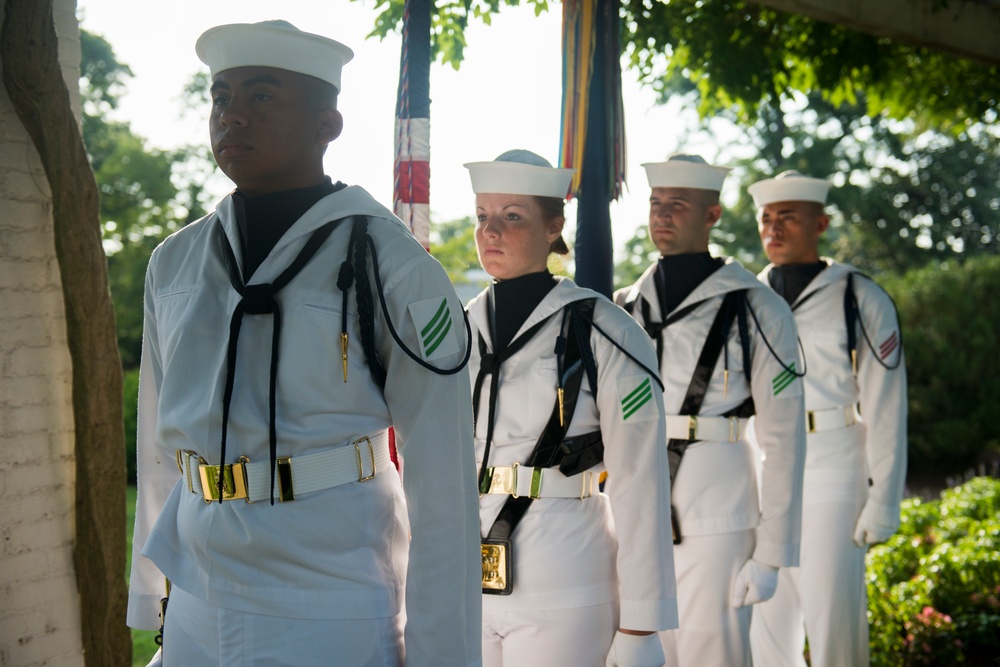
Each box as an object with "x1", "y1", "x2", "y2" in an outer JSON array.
[
  {"x1": 641, "y1": 154, "x2": 731, "y2": 191},
  {"x1": 196, "y1": 20, "x2": 354, "y2": 92},
  {"x1": 748, "y1": 170, "x2": 830, "y2": 207},
  {"x1": 464, "y1": 150, "x2": 575, "y2": 198}
]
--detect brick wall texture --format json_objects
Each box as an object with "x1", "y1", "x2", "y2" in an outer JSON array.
[{"x1": 0, "y1": 1, "x2": 87, "y2": 665}]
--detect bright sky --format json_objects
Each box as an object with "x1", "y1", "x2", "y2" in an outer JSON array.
[{"x1": 76, "y1": 0, "x2": 727, "y2": 259}]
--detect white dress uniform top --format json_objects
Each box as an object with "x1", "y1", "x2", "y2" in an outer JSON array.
[
  {"x1": 128, "y1": 185, "x2": 482, "y2": 666},
  {"x1": 751, "y1": 260, "x2": 907, "y2": 667},
  {"x1": 468, "y1": 278, "x2": 679, "y2": 666},
  {"x1": 619, "y1": 258, "x2": 806, "y2": 666}
]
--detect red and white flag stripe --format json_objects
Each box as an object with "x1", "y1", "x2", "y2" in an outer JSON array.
[{"x1": 393, "y1": 117, "x2": 430, "y2": 248}]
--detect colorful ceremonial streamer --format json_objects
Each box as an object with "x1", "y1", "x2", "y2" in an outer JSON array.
[{"x1": 560, "y1": 0, "x2": 627, "y2": 201}]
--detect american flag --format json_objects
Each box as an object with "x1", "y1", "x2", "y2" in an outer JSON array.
[
  {"x1": 390, "y1": 0, "x2": 432, "y2": 469},
  {"x1": 393, "y1": 0, "x2": 431, "y2": 249}
]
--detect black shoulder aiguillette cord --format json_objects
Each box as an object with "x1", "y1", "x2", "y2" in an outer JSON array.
[
  {"x1": 844, "y1": 272, "x2": 903, "y2": 373},
  {"x1": 359, "y1": 220, "x2": 473, "y2": 380},
  {"x1": 217, "y1": 217, "x2": 341, "y2": 505},
  {"x1": 334, "y1": 216, "x2": 473, "y2": 389}
]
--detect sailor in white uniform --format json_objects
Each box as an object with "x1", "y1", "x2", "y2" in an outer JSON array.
[
  {"x1": 128, "y1": 20, "x2": 481, "y2": 667},
  {"x1": 748, "y1": 171, "x2": 907, "y2": 667},
  {"x1": 615, "y1": 154, "x2": 806, "y2": 667},
  {"x1": 464, "y1": 150, "x2": 678, "y2": 667}
]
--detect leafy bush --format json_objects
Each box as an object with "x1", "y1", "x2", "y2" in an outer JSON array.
[
  {"x1": 867, "y1": 477, "x2": 1000, "y2": 666},
  {"x1": 880, "y1": 256, "x2": 1000, "y2": 478},
  {"x1": 123, "y1": 367, "x2": 140, "y2": 484}
]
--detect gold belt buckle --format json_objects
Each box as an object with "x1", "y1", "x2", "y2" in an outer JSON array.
[
  {"x1": 354, "y1": 436, "x2": 376, "y2": 482},
  {"x1": 198, "y1": 456, "x2": 250, "y2": 503},
  {"x1": 487, "y1": 463, "x2": 519, "y2": 497},
  {"x1": 807, "y1": 411, "x2": 817, "y2": 433},
  {"x1": 687, "y1": 415, "x2": 698, "y2": 440}
]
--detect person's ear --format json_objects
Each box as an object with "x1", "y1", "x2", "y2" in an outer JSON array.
[
  {"x1": 548, "y1": 215, "x2": 566, "y2": 243},
  {"x1": 317, "y1": 109, "x2": 344, "y2": 146},
  {"x1": 816, "y1": 213, "x2": 830, "y2": 234},
  {"x1": 706, "y1": 203, "x2": 722, "y2": 228}
]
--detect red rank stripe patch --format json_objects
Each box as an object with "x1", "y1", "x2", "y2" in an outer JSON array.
[{"x1": 880, "y1": 331, "x2": 899, "y2": 359}]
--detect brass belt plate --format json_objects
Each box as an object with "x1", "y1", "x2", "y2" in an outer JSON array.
[
  {"x1": 198, "y1": 457, "x2": 249, "y2": 502},
  {"x1": 481, "y1": 539, "x2": 512, "y2": 595}
]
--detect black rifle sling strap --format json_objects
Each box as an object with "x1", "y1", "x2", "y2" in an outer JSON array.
[
  {"x1": 667, "y1": 289, "x2": 749, "y2": 543},
  {"x1": 481, "y1": 299, "x2": 598, "y2": 595}
]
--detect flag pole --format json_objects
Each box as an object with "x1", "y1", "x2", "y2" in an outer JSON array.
[{"x1": 394, "y1": 0, "x2": 432, "y2": 250}]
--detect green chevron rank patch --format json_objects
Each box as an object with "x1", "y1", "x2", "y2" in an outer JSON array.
[
  {"x1": 618, "y1": 376, "x2": 659, "y2": 423},
  {"x1": 409, "y1": 296, "x2": 459, "y2": 361},
  {"x1": 771, "y1": 362, "x2": 798, "y2": 397}
]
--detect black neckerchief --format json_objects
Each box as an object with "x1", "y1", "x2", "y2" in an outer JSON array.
[
  {"x1": 217, "y1": 179, "x2": 347, "y2": 504},
  {"x1": 492, "y1": 270, "x2": 557, "y2": 352},
  {"x1": 655, "y1": 252, "x2": 724, "y2": 316},
  {"x1": 234, "y1": 177, "x2": 339, "y2": 280},
  {"x1": 768, "y1": 260, "x2": 828, "y2": 307}
]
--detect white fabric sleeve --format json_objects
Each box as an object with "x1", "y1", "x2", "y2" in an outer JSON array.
[
  {"x1": 596, "y1": 303, "x2": 679, "y2": 632},
  {"x1": 126, "y1": 250, "x2": 182, "y2": 630},
  {"x1": 373, "y1": 230, "x2": 482, "y2": 667},
  {"x1": 748, "y1": 291, "x2": 807, "y2": 568},
  {"x1": 855, "y1": 279, "x2": 908, "y2": 531}
]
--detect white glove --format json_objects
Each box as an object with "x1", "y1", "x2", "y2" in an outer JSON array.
[
  {"x1": 606, "y1": 631, "x2": 666, "y2": 667},
  {"x1": 853, "y1": 501, "x2": 897, "y2": 546},
  {"x1": 730, "y1": 559, "x2": 778, "y2": 608},
  {"x1": 144, "y1": 647, "x2": 163, "y2": 667}
]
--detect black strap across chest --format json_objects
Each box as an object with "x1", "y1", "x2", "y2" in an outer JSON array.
[
  {"x1": 480, "y1": 299, "x2": 599, "y2": 552},
  {"x1": 638, "y1": 297, "x2": 704, "y2": 368},
  {"x1": 667, "y1": 290, "x2": 754, "y2": 487},
  {"x1": 473, "y1": 316, "x2": 553, "y2": 490}
]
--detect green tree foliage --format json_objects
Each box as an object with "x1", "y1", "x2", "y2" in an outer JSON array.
[
  {"x1": 713, "y1": 95, "x2": 1000, "y2": 272},
  {"x1": 866, "y1": 477, "x2": 1000, "y2": 666},
  {"x1": 364, "y1": 0, "x2": 1000, "y2": 128},
  {"x1": 367, "y1": 0, "x2": 1000, "y2": 274},
  {"x1": 81, "y1": 30, "x2": 213, "y2": 368},
  {"x1": 123, "y1": 367, "x2": 140, "y2": 485},
  {"x1": 880, "y1": 256, "x2": 1000, "y2": 478},
  {"x1": 613, "y1": 224, "x2": 656, "y2": 291},
  {"x1": 621, "y1": 0, "x2": 1000, "y2": 129},
  {"x1": 430, "y1": 215, "x2": 481, "y2": 283}
]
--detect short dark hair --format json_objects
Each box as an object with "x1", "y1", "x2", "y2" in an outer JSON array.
[
  {"x1": 300, "y1": 74, "x2": 338, "y2": 111},
  {"x1": 534, "y1": 195, "x2": 570, "y2": 255},
  {"x1": 698, "y1": 189, "x2": 720, "y2": 207}
]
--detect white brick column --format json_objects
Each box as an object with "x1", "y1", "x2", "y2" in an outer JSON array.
[{"x1": 0, "y1": 1, "x2": 87, "y2": 665}]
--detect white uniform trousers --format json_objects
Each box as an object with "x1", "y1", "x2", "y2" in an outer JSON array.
[
  {"x1": 482, "y1": 601, "x2": 617, "y2": 667},
  {"x1": 750, "y1": 499, "x2": 869, "y2": 667},
  {"x1": 162, "y1": 585, "x2": 405, "y2": 667},
  {"x1": 660, "y1": 529, "x2": 754, "y2": 667}
]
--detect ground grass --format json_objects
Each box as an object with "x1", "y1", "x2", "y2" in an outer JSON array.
[{"x1": 126, "y1": 485, "x2": 160, "y2": 666}]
